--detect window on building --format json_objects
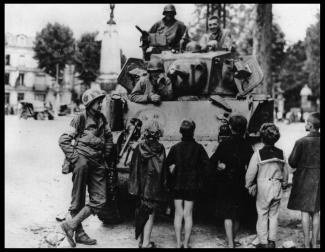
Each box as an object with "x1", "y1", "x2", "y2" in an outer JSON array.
[
  {"x1": 5, "y1": 73, "x2": 10, "y2": 85},
  {"x1": 16, "y1": 73, "x2": 25, "y2": 86},
  {"x1": 5, "y1": 93, "x2": 10, "y2": 105},
  {"x1": 18, "y1": 35, "x2": 26, "y2": 47},
  {"x1": 18, "y1": 93, "x2": 25, "y2": 101},
  {"x1": 35, "y1": 93, "x2": 46, "y2": 102},
  {"x1": 19, "y1": 55, "x2": 25, "y2": 66},
  {"x1": 5, "y1": 55, "x2": 10, "y2": 65}
]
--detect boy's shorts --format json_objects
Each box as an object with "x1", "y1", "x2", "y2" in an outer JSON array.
[{"x1": 172, "y1": 190, "x2": 198, "y2": 202}]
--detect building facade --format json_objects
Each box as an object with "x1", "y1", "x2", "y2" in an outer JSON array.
[{"x1": 5, "y1": 33, "x2": 75, "y2": 113}]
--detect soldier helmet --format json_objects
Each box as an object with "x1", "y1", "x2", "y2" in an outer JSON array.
[
  {"x1": 147, "y1": 58, "x2": 164, "y2": 72},
  {"x1": 82, "y1": 89, "x2": 106, "y2": 108},
  {"x1": 185, "y1": 41, "x2": 202, "y2": 53},
  {"x1": 163, "y1": 4, "x2": 176, "y2": 15}
]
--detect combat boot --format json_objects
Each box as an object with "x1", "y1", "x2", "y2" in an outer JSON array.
[
  {"x1": 61, "y1": 206, "x2": 93, "y2": 247},
  {"x1": 75, "y1": 229, "x2": 97, "y2": 245},
  {"x1": 72, "y1": 216, "x2": 97, "y2": 245},
  {"x1": 268, "y1": 240, "x2": 276, "y2": 248}
]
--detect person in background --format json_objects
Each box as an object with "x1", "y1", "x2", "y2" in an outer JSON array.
[
  {"x1": 209, "y1": 114, "x2": 253, "y2": 248},
  {"x1": 287, "y1": 112, "x2": 320, "y2": 248},
  {"x1": 166, "y1": 119, "x2": 209, "y2": 248},
  {"x1": 245, "y1": 123, "x2": 289, "y2": 248}
]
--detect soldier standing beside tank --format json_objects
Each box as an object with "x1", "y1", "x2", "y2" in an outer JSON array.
[
  {"x1": 59, "y1": 89, "x2": 113, "y2": 247},
  {"x1": 129, "y1": 58, "x2": 174, "y2": 104},
  {"x1": 149, "y1": 4, "x2": 187, "y2": 51},
  {"x1": 200, "y1": 16, "x2": 233, "y2": 52}
]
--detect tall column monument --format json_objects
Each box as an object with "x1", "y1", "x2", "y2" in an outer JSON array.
[{"x1": 96, "y1": 4, "x2": 121, "y2": 92}]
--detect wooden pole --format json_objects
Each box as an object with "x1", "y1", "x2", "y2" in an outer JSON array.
[
  {"x1": 223, "y1": 4, "x2": 226, "y2": 28},
  {"x1": 218, "y1": 4, "x2": 221, "y2": 20},
  {"x1": 56, "y1": 63, "x2": 59, "y2": 86},
  {"x1": 206, "y1": 4, "x2": 210, "y2": 32}
]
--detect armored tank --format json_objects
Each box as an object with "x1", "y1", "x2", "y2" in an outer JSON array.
[{"x1": 97, "y1": 42, "x2": 273, "y2": 226}]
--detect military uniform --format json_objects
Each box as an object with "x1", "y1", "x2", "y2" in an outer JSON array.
[
  {"x1": 59, "y1": 89, "x2": 113, "y2": 247},
  {"x1": 129, "y1": 75, "x2": 174, "y2": 104},
  {"x1": 59, "y1": 110, "x2": 113, "y2": 214},
  {"x1": 200, "y1": 28, "x2": 232, "y2": 51},
  {"x1": 149, "y1": 18, "x2": 186, "y2": 50}
]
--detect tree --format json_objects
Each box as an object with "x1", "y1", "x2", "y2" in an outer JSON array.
[
  {"x1": 271, "y1": 23, "x2": 286, "y2": 80},
  {"x1": 33, "y1": 22, "x2": 75, "y2": 84},
  {"x1": 304, "y1": 11, "x2": 320, "y2": 98},
  {"x1": 74, "y1": 32, "x2": 101, "y2": 89},
  {"x1": 278, "y1": 41, "x2": 309, "y2": 110},
  {"x1": 253, "y1": 4, "x2": 273, "y2": 95}
]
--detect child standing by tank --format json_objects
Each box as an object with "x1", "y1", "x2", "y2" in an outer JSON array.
[
  {"x1": 128, "y1": 120, "x2": 168, "y2": 248},
  {"x1": 209, "y1": 114, "x2": 254, "y2": 248},
  {"x1": 166, "y1": 119, "x2": 209, "y2": 248},
  {"x1": 245, "y1": 123, "x2": 289, "y2": 248},
  {"x1": 287, "y1": 112, "x2": 320, "y2": 248}
]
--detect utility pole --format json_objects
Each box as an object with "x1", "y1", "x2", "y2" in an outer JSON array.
[
  {"x1": 54, "y1": 63, "x2": 60, "y2": 116},
  {"x1": 223, "y1": 4, "x2": 226, "y2": 28},
  {"x1": 206, "y1": 4, "x2": 210, "y2": 32}
]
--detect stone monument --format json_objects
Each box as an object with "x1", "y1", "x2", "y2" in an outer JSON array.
[{"x1": 96, "y1": 4, "x2": 123, "y2": 93}]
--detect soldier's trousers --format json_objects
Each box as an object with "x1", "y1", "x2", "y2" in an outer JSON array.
[
  {"x1": 69, "y1": 154, "x2": 106, "y2": 215},
  {"x1": 256, "y1": 179, "x2": 282, "y2": 244}
]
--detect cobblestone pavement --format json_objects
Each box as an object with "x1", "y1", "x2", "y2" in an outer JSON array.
[{"x1": 5, "y1": 115, "x2": 318, "y2": 248}]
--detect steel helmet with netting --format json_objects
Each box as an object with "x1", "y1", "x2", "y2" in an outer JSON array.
[
  {"x1": 147, "y1": 58, "x2": 164, "y2": 72},
  {"x1": 82, "y1": 89, "x2": 106, "y2": 108},
  {"x1": 163, "y1": 4, "x2": 176, "y2": 15}
]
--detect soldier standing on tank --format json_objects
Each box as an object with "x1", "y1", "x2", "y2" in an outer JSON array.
[
  {"x1": 200, "y1": 16, "x2": 233, "y2": 52},
  {"x1": 149, "y1": 4, "x2": 187, "y2": 51},
  {"x1": 59, "y1": 89, "x2": 113, "y2": 247},
  {"x1": 129, "y1": 58, "x2": 174, "y2": 104}
]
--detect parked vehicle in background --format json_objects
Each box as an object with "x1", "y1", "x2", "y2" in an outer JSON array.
[{"x1": 19, "y1": 100, "x2": 54, "y2": 120}]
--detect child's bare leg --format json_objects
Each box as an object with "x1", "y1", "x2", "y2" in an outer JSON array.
[
  {"x1": 174, "y1": 200, "x2": 184, "y2": 248},
  {"x1": 233, "y1": 219, "x2": 240, "y2": 240},
  {"x1": 183, "y1": 200, "x2": 194, "y2": 248},
  {"x1": 311, "y1": 211, "x2": 320, "y2": 248},
  {"x1": 142, "y1": 212, "x2": 155, "y2": 247},
  {"x1": 301, "y1": 211, "x2": 311, "y2": 248},
  {"x1": 224, "y1": 219, "x2": 235, "y2": 247}
]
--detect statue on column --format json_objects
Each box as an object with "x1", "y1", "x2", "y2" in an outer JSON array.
[{"x1": 107, "y1": 4, "x2": 116, "y2": 25}]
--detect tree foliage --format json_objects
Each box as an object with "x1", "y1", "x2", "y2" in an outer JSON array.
[
  {"x1": 271, "y1": 23, "x2": 286, "y2": 78},
  {"x1": 278, "y1": 11, "x2": 320, "y2": 109},
  {"x1": 278, "y1": 41, "x2": 309, "y2": 110},
  {"x1": 304, "y1": 11, "x2": 320, "y2": 97},
  {"x1": 33, "y1": 22, "x2": 75, "y2": 84},
  {"x1": 74, "y1": 32, "x2": 101, "y2": 88}
]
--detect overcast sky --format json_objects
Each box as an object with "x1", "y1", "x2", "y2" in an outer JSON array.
[{"x1": 5, "y1": 4, "x2": 320, "y2": 58}]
